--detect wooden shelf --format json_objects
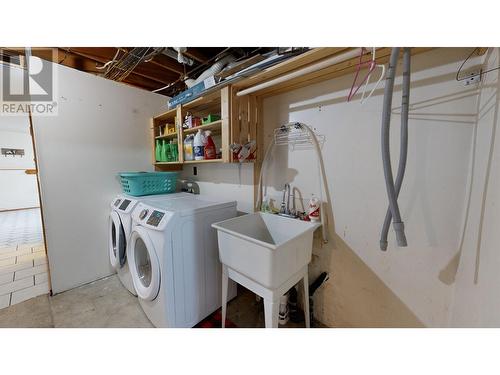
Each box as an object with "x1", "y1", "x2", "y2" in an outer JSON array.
[
  {"x1": 182, "y1": 120, "x2": 222, "y2": 134},
  {"x1": 153, "y1": 107, "x2": 177, "y2": 122},
  {"x1": 182, "y1": 90, "x2": 221, "y2": 110},
  {"x1": 155, "y1": 132, "x2": 177, "y2": 139},
  {"x1": 233, "y1": 47, "x2": 434, "y2": 98},
  {"x1": 183, "y1": 159, "x2": 223, "y2": 164},
  {"x1": 152, "y1": 86, "x2": 233, "y2": 167},
  {"x1": 154, "y1": 161, "x2": 181, "y2": 165}
]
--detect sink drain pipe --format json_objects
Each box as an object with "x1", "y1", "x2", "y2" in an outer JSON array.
[{"x1": 380, "y1": 47, "x2": 410, "y2": 250}]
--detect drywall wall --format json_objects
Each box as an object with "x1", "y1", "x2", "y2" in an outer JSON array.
[
  {"x1": 449, "y1": 48, "x2": 500, "y2": 327},
  {"x1": 179, "y1": 163, "x2": 254, "y2": 213},
  {"x1": 258, "y1": 48, "x2": 480, "y2": 327},
  {"x1": 32, "y1": 63, "x2": 166, "y2": 293},
  {"x1": 171, "y1": 48, "x2": 480, "y2": 327},
  {"x1": 0, "y1": 115, "x2": 39, "y2": 210}
]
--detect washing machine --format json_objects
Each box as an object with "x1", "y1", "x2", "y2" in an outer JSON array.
[
  {"x1": 127, "y1": 196, "x2": 238, "y2": 327},
  {"x1": 108, "y1": 192, "x2": 191, "y2": 295}
]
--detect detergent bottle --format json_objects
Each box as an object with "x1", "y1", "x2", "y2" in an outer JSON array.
[
  {"x1": 308, "y1": 195, "x2": 321, "y2": 222},
  {"x1": 170, "y1": 140, "x2": 178, "y2": 162},
  {"x1": 193, "y1": 129, "x2": 205, "y2": 161},
  {"x1": 160, "y1": 140, "x2": 168, "y2": 162},
  {"x1": 167, "y1": 141, "x2": 174, "y2": 162},
  {"x1": 155, "y1": 140, "x2": 162, "y2": 162},
  {"x1": 204, "y1": 130, "x2": 216, "y2": 159},
  {"x1": 184, "y1": 135, "x2": 194, "y2": 161}
]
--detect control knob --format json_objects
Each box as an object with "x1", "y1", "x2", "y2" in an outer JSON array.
[{"x1": 139, "y1": 209, "x2": 149, "y2": 220}]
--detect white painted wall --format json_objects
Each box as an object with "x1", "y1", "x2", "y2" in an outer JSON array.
[
  {"x1": 449, "y1": 48, "x2": 500, "y2": 327},
  {"x1": 259, "y1": 48, "x2": 482, "y2": 327},
  {"x1": 32, "y1": 63, "x2": 167, "y2": 293},
  {"x1": 173, "y1": 49, "x2": 481, "y2": 327},
  {"x1": 0, "y1": 90, "x2": 39, "y2": 210},
  {"x1": 179, "y1": 163, "x2": 254, "y2": 214},
  {"x1": 0, "y1": 130, "x2": 40, "y2": 210}
]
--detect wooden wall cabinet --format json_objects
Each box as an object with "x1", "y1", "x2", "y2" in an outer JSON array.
[{"x1": 152, "y1": 85, "x2": 261, "y2": 171}]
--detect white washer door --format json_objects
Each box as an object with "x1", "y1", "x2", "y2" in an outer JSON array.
[
  {"x1": 109, "y1": 211, "x2": 126, "y2": 269},
  {"x1": 129, "y1": 227, "x2": 161, "y2": 301}
]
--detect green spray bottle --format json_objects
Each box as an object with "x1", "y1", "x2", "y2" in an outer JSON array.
[
  {"x1": 155, "y1": 140, "x2": 162, "y2": 162},
  {"x1": 165, "y1": 141, "x2": 172, "y2": 162},
  {"x1": 170, "y1": 140, "x2": 178, "y2": 162},
  {"x1": 160, "y1": 140, "x2": 167, "y2": 162}
]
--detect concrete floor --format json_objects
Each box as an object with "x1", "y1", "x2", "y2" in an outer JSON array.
[
  {"x1": 0, "y1": 275, "x2": 152, "y2": 328},
  {"x1": 0, "y1": 274, "x2": 315, "y2": 328}
]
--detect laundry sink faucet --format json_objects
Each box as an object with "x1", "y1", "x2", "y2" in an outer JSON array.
[
  {"x1": 180, "y1": 179, "x2": 200, "y2": 194},
  {"x1": 279, "y1": 183, "x2": 297, "y2": 218}
]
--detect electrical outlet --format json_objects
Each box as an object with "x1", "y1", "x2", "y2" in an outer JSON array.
[{"x1": 462, "y1": 70, "x2": 482, "y2": 86}]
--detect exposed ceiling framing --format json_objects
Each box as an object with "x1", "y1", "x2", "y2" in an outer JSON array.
[{"x1": 2, "y1": 47, "x2": 233, "y2": 96}]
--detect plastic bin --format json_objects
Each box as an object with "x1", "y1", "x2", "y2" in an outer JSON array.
[
  {"x1": 202, "y1": 114, "x2": 221, "y2": 124},
  {"x1": 119, "y1": 172, "x2": 178, "y2": 196}
]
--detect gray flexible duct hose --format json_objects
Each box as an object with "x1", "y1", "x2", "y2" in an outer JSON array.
[
  {"x1": 191, "y1": 54, "x2": 235, "y2": 86},
  {"x1": 380, "y1": 47, "x2": 407, "y2": 250},
  {"x1": 380, "y1": 48, "x2": 411, "y2": 250}
]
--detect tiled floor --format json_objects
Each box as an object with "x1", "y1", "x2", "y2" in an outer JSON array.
[
  {"x1": 0, "y1": 243, "x2": 49, "y2": 309},
  {"x1": 0, "y1": 208, "x2": 49, "y2": 310},
  {"x1": 0, "y1": 208, "x2": 44, "y2": 248},
  {"x1": 0, "y1": 274, "x2": 318, "y2": 328}
]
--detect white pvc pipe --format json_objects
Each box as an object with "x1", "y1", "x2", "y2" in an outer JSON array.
[{"x1": 237, "y1": 48, "x2": 362, "y2": 96}]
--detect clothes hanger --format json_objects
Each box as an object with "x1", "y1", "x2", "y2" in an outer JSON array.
[
  {"x1": 360, "y1": 48, "x2": 386, "y2": 104},
  {"x1": 347, "y1": 47, "x2": 377, "y2": 102}
]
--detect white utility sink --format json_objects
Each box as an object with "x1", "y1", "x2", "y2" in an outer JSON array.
[
  {"x1": 212, "y1": 212, "x2": 320, "y2": 290},
  {"x1": 213, "y1": 212, "x2": 320, "y2": 328}
]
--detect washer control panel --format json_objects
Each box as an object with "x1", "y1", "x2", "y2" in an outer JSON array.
[
  {"x1": 146, "y1": 210, "x2": 165, "y2": 227},
  {"x1": 119, "y1": 199, "x2": 132, "y2": 211},
  {"x1": 112, "y1": 196, "x2": 138, "y2": 213},
  {"x1": 132, "y1": 203, "x2": 172, "y2": 231}
]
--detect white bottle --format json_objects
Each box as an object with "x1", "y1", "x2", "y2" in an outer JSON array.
[
  {"x1": 308, "y1": 195, "x2": 320, "y2": 222},
  {"x1": 193, "y1": 129, "x2": 205, "y2": 161}
]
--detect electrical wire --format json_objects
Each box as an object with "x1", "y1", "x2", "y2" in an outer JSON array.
[{"x1": 456, "y1": 48, "x2": 498, "y2": 82}]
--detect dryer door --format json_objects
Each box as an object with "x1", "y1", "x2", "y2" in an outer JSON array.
[
  {"x1": 109, "y1": 211, "x2": 127, "y2": 269},
  {"x1": 129, "y1": 226, "x2": 161, "y2": 301}
]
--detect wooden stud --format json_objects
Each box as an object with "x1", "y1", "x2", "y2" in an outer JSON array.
[
  {"x1": 176, "y1": 106, "x2": 184, "y2": 164},
  {"x1": 221, "y1": 86, "x2": 231, "y2": 163},
  {"x1": 231, "y1": 86, "x2": 243, "y2": 163},
  {"x1": 151, "y1": 118, "x2": 157, "y2": 166}
]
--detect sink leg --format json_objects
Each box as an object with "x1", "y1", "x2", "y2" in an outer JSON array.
[
  {"x1": 222, "y1": 265, "x2": 228, "y2": 328},
  {"x1": 264, "y1": 298, "x2": 279, "y2": 328},
  {"x1": 302, "y1": 272, "x2": 310, "y2": 328}
]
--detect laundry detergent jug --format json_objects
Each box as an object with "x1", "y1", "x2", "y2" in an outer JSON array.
[
  {"x1": 204, "y1": 130, "x2": 216, "y2": 159},
  {"x1": 193, "y1": 129, "x2": 205, "y2": 161},
  {"x1": 184, "y1": 135, "x2": 194, "y2": 161}
]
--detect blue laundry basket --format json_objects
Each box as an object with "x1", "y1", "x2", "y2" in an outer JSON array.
[{"x1": 118, "y1": 172, "x2": 178, "y2": 196}]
